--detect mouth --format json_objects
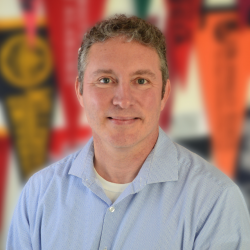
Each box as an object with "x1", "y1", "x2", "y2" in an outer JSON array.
[
  {"x1": 107, "y1": 117, "x2": 140, "y2": 125},
  {"x1": 108, "y1": 117, "x2": 139, "y2": 120}
]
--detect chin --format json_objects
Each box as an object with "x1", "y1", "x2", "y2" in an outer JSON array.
[{"x1": 106, "y1": 133, "x2": 141, "y2": 148}]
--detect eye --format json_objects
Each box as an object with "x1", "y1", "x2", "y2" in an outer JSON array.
[
  {"x1": 136, "y1": 78, "x2": 148, "y2": 85},
  {"x1": 99, "y1": 78, "x2": 111, "y2": 84}
]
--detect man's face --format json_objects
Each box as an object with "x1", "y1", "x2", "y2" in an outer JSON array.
[{"x1": 76, "y1": 36, "x2": 170, "y2": 148}]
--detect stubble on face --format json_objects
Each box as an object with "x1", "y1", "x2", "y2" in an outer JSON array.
[{"x1": 78, "y1": 37, "x2": 169, "y2": 151}]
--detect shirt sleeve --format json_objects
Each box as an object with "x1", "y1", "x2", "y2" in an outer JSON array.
[
  {"x1": 6, "y1": 180, "x2": 33, "y2": 250},
  {"x1": 194, "y1": 184, "x2": 250, "y2": 250}
]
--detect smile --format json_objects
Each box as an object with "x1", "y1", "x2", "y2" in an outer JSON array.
[{"x1": 108, "y1": 117, "x2": 139, "y2": 125}]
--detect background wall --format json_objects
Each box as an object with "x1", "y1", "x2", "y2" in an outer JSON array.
[{"x1": 0, "y1": 0, "x2": 250, "y2": 248}]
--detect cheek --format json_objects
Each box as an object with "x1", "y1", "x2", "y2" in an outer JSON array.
[
  {"x1": 83, "y1": 88, "x2": 112, "y2": 116},
  {"x1": 141, "y1": 91, "x2": 162, "y2": 115}
]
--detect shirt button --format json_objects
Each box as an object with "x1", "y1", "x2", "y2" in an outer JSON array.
[{"x1": 109, "y1": 206, "x2": 115, "y2": 212}]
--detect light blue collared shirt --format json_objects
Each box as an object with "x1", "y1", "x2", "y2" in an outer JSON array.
[{"x1": 7, "y1": 128, "x2": 250, "y2": 249}]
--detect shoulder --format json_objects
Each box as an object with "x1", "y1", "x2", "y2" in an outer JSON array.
[
  {"x1": 173, "y1": 141, "x2": 235, "y2": 191},
  {"x1": 155, "y1": 129, "x2": 235, "y2": 193},
  {"x1": 24, "y1": 150, "x2": 81, "y2": 202},
  {"x1": 32, "y1": 150, "x2": 79, "y2": 180},
  {"x1": 167, "y1": 141, "x2": 242, "y2": 219},
  {"x1": 171, "y1": 142, "x2": 250, "y2": 235}
]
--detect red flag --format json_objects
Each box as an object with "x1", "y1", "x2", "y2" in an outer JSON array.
[
  {"x1": 160, "y1": 0, "x2": 200, "y2": 131},
  {"x1": 165, "y1": 0, "x2": 200, "y2": 86},
  {"x1": 238, "y1": 0, "x2": 250, "y2": 26},
  {"x1": 0, "y1": 135, "x2": 10, "y2": 232},
  {"x1": 43, "y1": 0, "x2": 106, "y2": 153}
]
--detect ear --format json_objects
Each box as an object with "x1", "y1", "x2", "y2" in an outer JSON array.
[
  {"x1": 160, "y1": 79, "x2": 171, "y2": 111},
  {"x1": 75, "y1": 77, "x2": 84, "y2": 108}
]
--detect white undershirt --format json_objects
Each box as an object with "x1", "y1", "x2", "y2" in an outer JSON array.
[{"x1": 94, "y1": 168, "x2": 131, "y2": 203}]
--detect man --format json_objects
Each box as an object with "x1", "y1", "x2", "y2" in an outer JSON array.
[{"x1": 7, "y1": 15, "x2": 250, "y2": 249}]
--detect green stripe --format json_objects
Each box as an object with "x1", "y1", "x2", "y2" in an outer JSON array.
[{"x1": 134, "y1": 0, "x2": 151, "y2": 19}]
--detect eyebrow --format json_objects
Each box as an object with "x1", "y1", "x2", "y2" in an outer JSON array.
[
  {"x1": 91, "y1": 69, "x2": 157, "y2": 79},
  {"x1": 92, "y1": 69, "x2": 115, "y2": 76},
  {"x1": 130, "y1": 70, "x2": 156, "y2": 79}
]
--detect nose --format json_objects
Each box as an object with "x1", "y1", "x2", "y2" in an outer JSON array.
[{"x1": 112, "y1": 82, "x2": 135, "y2": 109}]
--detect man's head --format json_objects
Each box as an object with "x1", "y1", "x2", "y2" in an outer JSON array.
[
  {"x1": 78, "y1": 14, "x2": 169, "y2": 99},
  {"x1": 76, "y1": 15, "x2": 171, "y2": 149}
]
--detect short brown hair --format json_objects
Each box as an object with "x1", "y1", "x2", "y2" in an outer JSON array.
[{"x1": 78, "y1": 14, "x2": 168, "y2": 99}]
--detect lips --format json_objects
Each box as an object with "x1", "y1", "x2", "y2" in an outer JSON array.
[
  {"x1": 108, "y1": 117, "x2": 138, "y2": 120},
  {"x1": 108, "y1": 117, "x2": 139, "y2": 125}
]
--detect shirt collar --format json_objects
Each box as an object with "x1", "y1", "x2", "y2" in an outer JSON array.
[
  {"x1": 146, "y1": 127, "x2": 179, "y2": 184},
  {"x1": 68, "y1": 137, "x2": 96, "y2": 187},
  {"x1": 68, "y1": 127, "x2": 179, "y2": 187}
]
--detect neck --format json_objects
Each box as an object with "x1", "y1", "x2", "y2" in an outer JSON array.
[{"x1": 93, "y1": 128, "x2": 159, "y2": 184}]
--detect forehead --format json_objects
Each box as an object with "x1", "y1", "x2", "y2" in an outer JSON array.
[{"x1": 85, "y1": 37, "x2": 161, "y2": 75}]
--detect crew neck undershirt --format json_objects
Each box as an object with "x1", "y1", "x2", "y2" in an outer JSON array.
[{"x1": 94, "y1": 168, "x2": 131, "y2": 203}]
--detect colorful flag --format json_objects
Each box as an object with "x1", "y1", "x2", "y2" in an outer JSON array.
[
  {"x1": 165, "y1": 0, "x2": 200, "y2": 86},
  {"x1": 195, "y1": 9, "x2": 250, "y2": 178},
  {"x1": 0, "y1": 22, "x2": 55, "y2": 180},
  {"x1": 43, "y1": 0, "x2": 106, "y2": 154}
]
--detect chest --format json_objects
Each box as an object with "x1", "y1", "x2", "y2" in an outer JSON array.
[{"x1": 31, "y1": 186, "x2": 197, "y2": 250}]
